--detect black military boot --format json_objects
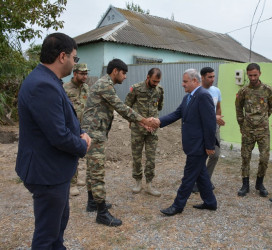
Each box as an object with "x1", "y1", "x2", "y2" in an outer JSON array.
[
  {"x1": 238, "y1": 177, "x2": 249, "y2": 196},
  {"x1": 96, "y1": 201, "x2": 122, "y2": 227},
  {"x1": 86, "y1": 191, "x2": 112, "y2": 212},
  {"x1": 255, "y1": 176, "x2": 268, "y2": 197}
]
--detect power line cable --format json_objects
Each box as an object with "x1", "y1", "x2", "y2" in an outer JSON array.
[
  {"x1": 249, "y1": 0, "x2": 261, "y2": 61},
  {"x1": 252, "y1": 0, "x2": 266, "y2": 41},
  {"x1": 227, "y1": 16, "x2": 271, "y2": 34},
  {"x1": 249, "y1": 0, "x2": 266, "y2": 61}
]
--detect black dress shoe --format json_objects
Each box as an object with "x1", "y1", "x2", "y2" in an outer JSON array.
[
  {"x1": 193, "y1": 203, "x2": 217, "y2": 211},
  {"x1": 160, "y1": 205, "x2": 183, "y2": 216}
]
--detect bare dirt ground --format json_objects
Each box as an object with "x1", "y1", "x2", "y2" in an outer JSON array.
[{"x1": 1, "y1": 114, "x2": 272, "y2": 249}]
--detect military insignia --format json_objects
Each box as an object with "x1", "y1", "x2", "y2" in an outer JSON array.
[
  {"x1": 260, "y1": 97, "x2": 264, "y2": 104},
  {"x1": 153, "y1": 98, "x2": 159, "y2": 106},
  {"x1": 153, "y1": 102, "x2": 158, "y2": 106},
  {"x1": 83, "y1": 95, "x2": 87, "y2": 99},
  {"x1": 236, "y1": 93, "x2": 239, "y2": 99},
  {"x1": 130, "y1": 87, "x2": 133, "y2": 92}
]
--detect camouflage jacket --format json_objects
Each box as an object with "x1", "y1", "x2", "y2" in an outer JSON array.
[
  {"x1": 125, "y1": 81, "x2": 164, "y2": 133},
  {"x1": 82, "y1": 74, "x2": 143, "y2": 141},
  {"x1": 235, "y1": 82, "x2": 272, "y2": 131},
  {"x1": 63, "y1": 78, "x2": 89, "y2": 123}
]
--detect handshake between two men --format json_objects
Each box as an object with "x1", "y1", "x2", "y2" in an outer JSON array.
[{"x1": 139, "y1": 117, "x2": 161, "y2": 132}]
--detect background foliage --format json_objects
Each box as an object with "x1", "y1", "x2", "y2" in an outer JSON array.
[
  {"x1": 126, "y1": 1, "x2": 150, "y2": 14},
  {"x1": 0, "y1": 0, "x2": 67, "y2": 124}
]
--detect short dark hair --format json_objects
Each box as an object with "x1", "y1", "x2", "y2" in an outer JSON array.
[
  {"x1": 246, "y1": 63, "x2": 260, "y2": 72},
  {"x1": 40, "y1": 33, "x2": 78, "y2": 64},
  {"x1": 200, "y1": 67, "x2": 214, "y2": 76},
  {"x1": 147, "y1": 68, "x2": 162, "y2": 78},
  {"x1": 106, "y1": 59, "x2": 128, "y2": 74}
]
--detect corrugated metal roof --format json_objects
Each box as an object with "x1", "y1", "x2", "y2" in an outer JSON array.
[{"x1": 74, "y1": 7, "x2": 271, "y2": 63}]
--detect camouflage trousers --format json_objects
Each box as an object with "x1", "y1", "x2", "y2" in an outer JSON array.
[
  {"x1": 85, "y1": 140, "x2": 106, "y2": 203},
  {"x1": 241, "y1": 129, "x2": 270, "y2": 177},
  {"x1": 70, "y1": 167, "x2": 78, "y2": 187},
  {"x1": 131, "y1": 129, "x2": 158, "y2": 183}
]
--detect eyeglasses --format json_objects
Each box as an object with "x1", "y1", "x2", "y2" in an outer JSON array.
[{"x1": 73, "y1": 56, "x2": 80, "y2": 63}]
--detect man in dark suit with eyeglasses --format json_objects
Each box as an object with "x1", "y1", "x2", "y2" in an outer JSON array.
[{"x1": 16, "y1": 32, "x2": 91, "y2": 249}]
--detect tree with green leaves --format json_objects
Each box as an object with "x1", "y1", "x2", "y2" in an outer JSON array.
[
  {"x1": 24, "y1": 43, "x2": 42, "y2": 69},
  {"x1": 0, "y1": 0, "x2": 67, "y2": 42},
  {"x1": 0, "y1": 0, "x2": 67, "y2": 124},
  {"x1": 125, "y1": 2, "x2": 150, "y2": 14}
]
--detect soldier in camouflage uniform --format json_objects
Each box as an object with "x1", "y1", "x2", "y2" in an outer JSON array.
[
  {"x1": 82, "y1": 59, "x2": 155, "y2": 227},
  {"x1": 235, "y1": 63, "x2": 272, "y2": 198},
  {"x1": 125, "y1": 68, "x2": 164, "y2": 196},
  {"x1": 64, "y1": 63, "x2": 90, "y2": 196}
]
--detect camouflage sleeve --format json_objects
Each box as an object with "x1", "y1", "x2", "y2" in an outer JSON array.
[
  {"x1": 101, "y1": 83, "x2": 143, "y2": 122},
  {"x1": 267, "y1": 86, "x2": 272, "y2": 117},
  {"x1": 235, "y1": 88, "x2": 245, "y2": 126},
  {"x1": 63, "y1": 86, "x2": 72, "y2": 100},
  {"x1": 124, "y1": 86, "x2": 136, "y2": 107},
  {"x1": 158, "y1": 86, "x2": 164, "y2": 111},
  {"x1": 64, "y1": 87, "x2": 76, "y2": 107},
  {"x1": 63, "y1": 87, "x2": 81, "y2": 119}
]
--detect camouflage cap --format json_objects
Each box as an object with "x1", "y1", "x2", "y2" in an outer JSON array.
[{"x1": 73, "y1": 63, "x2": 90, "y2": 72}]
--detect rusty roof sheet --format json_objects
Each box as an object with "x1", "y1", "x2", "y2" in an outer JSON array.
[{"x1": 74, "y1": 7, "x2": 271, "y2": 62}]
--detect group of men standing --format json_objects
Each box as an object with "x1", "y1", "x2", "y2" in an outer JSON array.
[{"x1": 15, "y1": 32, "x2": 272, "y2": 249}]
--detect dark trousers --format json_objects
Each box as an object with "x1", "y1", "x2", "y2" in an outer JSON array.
[
  {"x1": 24, "y1": 181, "x2": 70, "y2": 250},
  {"x1": 173, "y1": 154, "x2": 217, "y2": 210}
]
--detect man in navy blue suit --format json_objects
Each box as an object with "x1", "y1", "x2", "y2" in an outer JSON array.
[
  {"x1": 150, "y1": 68, "x2": 217, "y2": 216},
  {"x1": 16, "y1": 33, "x2": 91, "y2": 249}
]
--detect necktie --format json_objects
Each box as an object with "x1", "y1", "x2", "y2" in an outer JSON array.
[{"x1": 186, "y1": 94, "x2": 191, "y2": 106}]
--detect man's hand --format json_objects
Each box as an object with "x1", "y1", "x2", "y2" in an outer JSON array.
[
  {"x1": 140, "y1": 117, "x2": 160, "y2": 128},
  {"x1": 80, "y1": 133, "x2": 91, "y2": 152},
  {"x1": 216, "y1": 115, "x2": 225, "y2": 126},
  {"x1": 206, "y1": 149, "x2": 215, "y2": 156},
  {"x1": 138, "y1": 122, "x2": 155, "y2": 132},
  {"x1": 150, "y1": 117, "x2": 161, "y2": 128}
]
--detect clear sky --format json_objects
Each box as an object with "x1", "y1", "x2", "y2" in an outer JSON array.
[{"x1": 22, "y1": 0, "x2": 272, "y2": 60}]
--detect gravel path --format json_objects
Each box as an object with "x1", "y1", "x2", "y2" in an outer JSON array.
[{"x1": 1, "y1": 119, "x2": 272, "y2": 249}]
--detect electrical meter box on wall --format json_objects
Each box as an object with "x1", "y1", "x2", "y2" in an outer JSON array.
[{"x1": 235, "y1": 70, "x2": 244, "y2": 85}]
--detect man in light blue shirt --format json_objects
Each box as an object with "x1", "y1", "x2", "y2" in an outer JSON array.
[{"x1": 192, "y1": 67, "x2": 225, "y2": 193}]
